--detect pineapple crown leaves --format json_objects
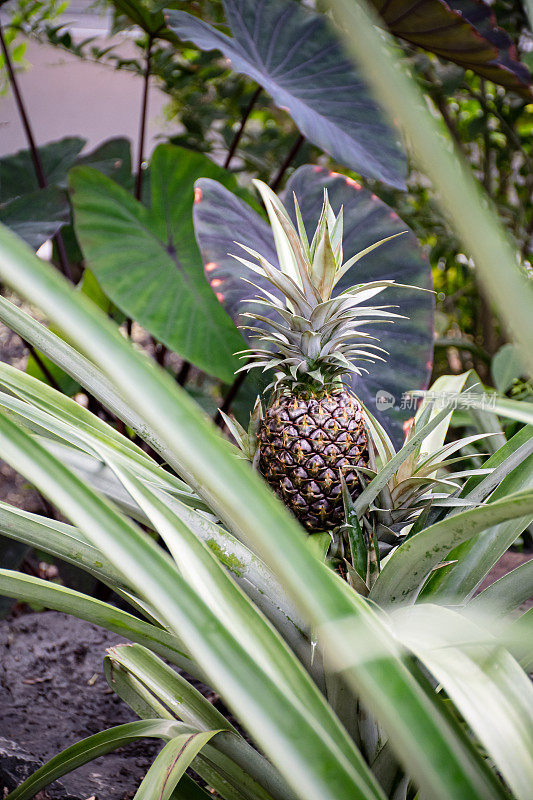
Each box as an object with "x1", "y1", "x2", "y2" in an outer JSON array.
[{"x1": 229, "y1": 179, "x2": 427, "y2": 392}]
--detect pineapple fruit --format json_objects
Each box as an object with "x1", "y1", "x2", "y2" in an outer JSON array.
[{"x1": 232, "y1": 180, "x2": 410, "y2": 532}]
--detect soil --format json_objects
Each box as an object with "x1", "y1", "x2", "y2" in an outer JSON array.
[{"x1": 0, "y1": 612, "x2": 163, "y2": 800}]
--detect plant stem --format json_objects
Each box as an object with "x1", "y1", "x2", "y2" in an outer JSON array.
[
  {"x1": 176, "y1": 360, "x2": 191, "y2": 386},
  {"x1": 0, "y1": 20, "x2": 73, "y2": 281},
  {"x1": 270, "y1": 133, "x2": 305, "y2": 192},
  {"x1": 135, "y1": 35, "x2": 153, "y2": 201},
  {"x1": 433, "y1": 338, "x2": 491, "y2": 364},
  {"x1": 224, "y1": 85, "x2": 262, "y2": 169},
  {"x1": 0, "y1": 21, "x2": 46, "y2": 187},
  {"x1": 128, "y1": 36, "x2": 153, "y2": 347},
  {"x1": 27, "y1": 345, "x2": 62, "y2": 391},
  {"x1": 214, "y1": 371, "x2": 246, "y2": 428},
  {"x1": 152, "y1": 336, "x2": 167, "y2": 367}
]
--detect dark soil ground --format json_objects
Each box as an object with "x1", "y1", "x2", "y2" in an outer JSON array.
[{"x1": 0, "y1": 612, "x2": 163, "y2": 800}]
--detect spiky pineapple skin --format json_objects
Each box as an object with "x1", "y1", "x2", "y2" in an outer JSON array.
[{"x1": 259, "y1": 390, "x2": 368, "y2": 532}]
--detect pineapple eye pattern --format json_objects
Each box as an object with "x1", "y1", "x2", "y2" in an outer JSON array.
[{"x1": 260, "y1": 392, "x2": 366, "y2": 531}]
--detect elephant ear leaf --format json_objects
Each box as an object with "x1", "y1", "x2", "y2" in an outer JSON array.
[
  {"x1": 0, "y1": 138, "x2": 83, "y2": 249},
  {"x1": 370, "y1": 0, "x2": 532, "y2": 98},
  {"x1": 193, "y1": 166, "x2": 434, "y2": 446},
  {"x1": 70, "y1": 144, "x2": 245, "y2": 383},
  {"x1": 0, "y1": 137, "x2": 86, "y2": 201},
  {"x1": 166, "y1": 0, "x2": 407, "y2": 189},
  {"x1": 0, "y1": 187, "x2": 69, "y2": 250}
]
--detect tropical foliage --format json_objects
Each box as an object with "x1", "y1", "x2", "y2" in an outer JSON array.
[{"x1": 0, "y1": 0, "x2": 531, "y2": 798}]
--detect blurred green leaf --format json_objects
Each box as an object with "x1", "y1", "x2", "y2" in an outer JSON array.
[
  {"x1": 391, "y1": 604, "x2": 533, "y2": 800},
  {"x1": 0, "y1": 186, "x2": 69, "y2": 250},
  {"x1": 470, "y1": 557, "x2": 533, "y2": 617},
  {"x1": 492, "y1": 344, "x2": 526, "y2": 394},
  {"x1": 0, "y1": 137, "x2": 85, "y2": 200},
  {"x1": 108, "y1": 0, "x2": 169, "y2": 36},
  {"x1": 76, "y1": 136, "x2": 133, "y2": 188}
]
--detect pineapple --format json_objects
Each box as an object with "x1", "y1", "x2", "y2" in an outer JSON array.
[{"x1": 232, "y1": 180, "x2": 411, "y2": 532}]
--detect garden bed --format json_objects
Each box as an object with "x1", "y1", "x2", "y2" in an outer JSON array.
[{"x1": 0, "y1": 611, "x2": 162, "y2": 800}]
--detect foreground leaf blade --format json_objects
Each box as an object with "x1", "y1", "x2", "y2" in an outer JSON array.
[
  {"x1": 107, "y1": 644, "x2": 294, "y2": 800},
  {"x1": 0, "y1": 413, "x2": 384, "y2": 800},
  {"x1": 0, "y1": 569, "x2": 196, "y2": 675},
  {"x1": 391, "y1": 604, "x2": 533, "y2": 800}
]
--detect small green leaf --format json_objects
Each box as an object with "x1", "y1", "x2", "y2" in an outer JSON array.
[
  {"x1": 306, "y1": 532, "x2": 332, "y2": 562},
  {"x1": 0, "y1": 187, "x2": 69, "y2": 250},
  {"x1": 311, "y1": 228, "x2": 337, "y2": 301},
  {"x1": 0, "y1": 137, "x2": 85, "y2": 201},
  {"x1": 491, "y1": 344, "x2": 526, "y2": 394}
]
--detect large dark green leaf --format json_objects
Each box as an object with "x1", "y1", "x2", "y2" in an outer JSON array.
[
  {"x1": 370, "y1": 0, "x2": 532, "y2": 98},
  {"x1": 166, "y1": 0, "x2": 407, "y2": 188},
  {"x1": 0, "y1": 137, "x2": 85, "y2": 201},
  {"x1": 76, "y1": 137, "x2": 133, "y2": 188},
  {"x1": 70, "y1": 144, "x2": 245, "y2": 382},
  {"x1": 193, "y1": 166, "x2": 434, "y2": 444},
  {"x1": 0, "y1": 187, "x2": 69, "y2": 250},
  {"x1": 0, "y1": 138, "x2": 131, "y2": 254}
]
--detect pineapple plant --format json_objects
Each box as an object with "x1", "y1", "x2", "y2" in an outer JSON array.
[{"x1": 230, "y1": 180, "x2": 417, "y2": 532}]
